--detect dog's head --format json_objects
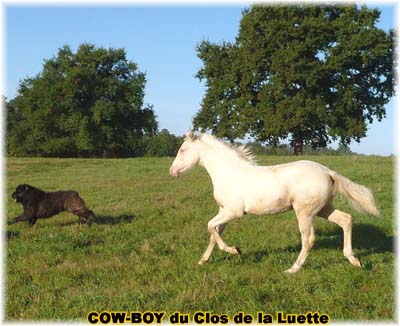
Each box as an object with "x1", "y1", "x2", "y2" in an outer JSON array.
[{"x1": 12, "y1": 184, "x2": 34, "y2": 203}]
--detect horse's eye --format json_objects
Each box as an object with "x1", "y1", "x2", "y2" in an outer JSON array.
[{"x1": 180, "y1": 148, "x2": 185, "y2": 153}]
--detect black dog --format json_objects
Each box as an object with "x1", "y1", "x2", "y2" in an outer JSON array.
[{"x1": 9, "y1": 184, "x2": 95, "y2": 227}]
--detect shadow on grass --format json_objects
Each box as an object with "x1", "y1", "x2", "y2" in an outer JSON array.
[
  {"x1": 93, "y1": 214, "x2": 135, "y2": 225},
  {"x1": 10, "y1": 214, "x2": 135, "y2": 227},
  {"x1": 6, "y1": 230, "x2": 20, "y2": 240},
  {"x1": 315, "y1": 223, "x2": 393, "y2": 254},
  {"x1": 57, "y1": 214, "x2": 135, "y2": 226},
  {"x1": 241, "y1": 223, "x2": 393, "y2": 264}
]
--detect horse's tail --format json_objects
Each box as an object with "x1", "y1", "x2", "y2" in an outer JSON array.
[{"x1": 329, "y1": 171, "x2": 380, "y2": 217}]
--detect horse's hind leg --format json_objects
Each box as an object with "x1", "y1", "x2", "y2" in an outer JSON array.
[
  {"x1": 309, "y1": 225, "x2": 316, "y2": 248},
  {"x1": 285, "y1": 213, "x2": 315, "y2": 273},
  {"x1": 198, "y1": 223, "x2": 226, "y2": 265},
  {"x1": 318, "y1": 205, "x2": 360, "y2": 267}
]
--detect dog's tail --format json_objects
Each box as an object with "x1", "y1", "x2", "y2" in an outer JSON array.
[{"x1": 329, "y1": 171, "x2": 380, "y2": 217}]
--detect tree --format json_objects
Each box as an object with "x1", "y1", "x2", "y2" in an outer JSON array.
[
  {"x1": 7, "y1": 43, "x2": 157, "y2": 157},
  {"x1": 194, "y1": 5, "x2": 395, "y2": 155},
  {"x1": 336, "y1": 143, "x2": 352, "y2": 155},
  {"x1": 145, "y1": 129, "x2": 183, "y2": 157}
]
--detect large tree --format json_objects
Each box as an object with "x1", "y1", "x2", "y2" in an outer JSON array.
[
  {"x1": 194, "y1": 5, "x2": 395, "y2": 154},
  {"x1": 7, "y1": 43, "x2": 157, "y2": 157}
]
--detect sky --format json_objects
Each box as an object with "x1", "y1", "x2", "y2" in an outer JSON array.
[{"x1": 3, "y1": 2, "x2": 398, "y2": 156}]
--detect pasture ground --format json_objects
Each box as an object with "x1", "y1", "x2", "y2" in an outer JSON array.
[{"x1": 5, "y1": 156, "x2": 394, "y2": 321}]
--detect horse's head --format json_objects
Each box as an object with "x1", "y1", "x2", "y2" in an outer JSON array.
[{"x1": 169, "y1": 131, "x2": 200, "y2": 177}]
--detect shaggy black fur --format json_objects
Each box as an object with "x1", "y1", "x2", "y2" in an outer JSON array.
[{"x1": 9, "y1": 184, "x2": 95, "y2": 226}]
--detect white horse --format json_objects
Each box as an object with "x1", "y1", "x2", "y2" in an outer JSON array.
[{"x1": 169, "y1": 132, "x2": 380, "y2": 273}]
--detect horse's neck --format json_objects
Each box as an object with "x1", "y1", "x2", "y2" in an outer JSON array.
[{"x1": 198, "y1": 141, "x2": 245, "y2": 187}]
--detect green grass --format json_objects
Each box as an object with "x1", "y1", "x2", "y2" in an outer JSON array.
[{"x1": 5, "y1": 155, "x2": 394, "y2": 322}]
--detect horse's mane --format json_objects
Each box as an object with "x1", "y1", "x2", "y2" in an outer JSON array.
[{"x1": 198, "y1": 134, "x2": 257, "y2": 165}]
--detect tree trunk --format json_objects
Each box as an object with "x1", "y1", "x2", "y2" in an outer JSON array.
[
  {"x1": 271, "y1": 137, "x2": 279, "y2": 149},
  {"x1": 292, "y1": 133, "x2": 303, "y2": 156}
]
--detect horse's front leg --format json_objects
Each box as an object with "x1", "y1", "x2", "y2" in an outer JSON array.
[
  {"x1": 207, "y1": 210, "x2": 241, "y2": 256},
  {"x1": 285, "y1": 213, "x2": 315, "y2": 273},
  {"x1": 198, "y1": 223, "x2": 226, "y2": 265}
]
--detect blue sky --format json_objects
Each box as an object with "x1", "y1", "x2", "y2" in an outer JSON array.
[{"x1": 4, "y1": 4, "x2": 397, "y2": 155}]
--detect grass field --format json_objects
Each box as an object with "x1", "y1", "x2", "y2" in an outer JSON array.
[{"x1": 5, "y1": 155, "x2": 394, "y2": 322}]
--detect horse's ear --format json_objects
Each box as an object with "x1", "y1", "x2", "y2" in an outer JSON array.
[{"x1": 185, "y1": 131, "x2": 196, "y2": 141}]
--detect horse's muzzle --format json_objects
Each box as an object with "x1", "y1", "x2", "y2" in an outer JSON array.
[{"x1": 169, "y1": 166, "x2": 180, "y2": 178}]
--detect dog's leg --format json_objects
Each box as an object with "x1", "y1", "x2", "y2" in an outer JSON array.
[
  {"x1": 28, "y1": 217, "x2": 38, "y2": 227},
  {"x1": 84, "y1": 210, "x2": 95, "y2": 226},
  {"x1": 8, "y1": 214, "x2": 29, "y2": 225},
  {"x1": 69, "y1": 195, "x2": 95, "y2": 226},
  {"x1": 74, "y1": 210, "x2": 95, "y2": 226}
]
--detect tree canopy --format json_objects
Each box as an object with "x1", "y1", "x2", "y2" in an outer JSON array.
[
  {"x1": 194, "y1": 5, "x2": 395, "y2": 154},
  {"x1": 145, "y1": 129, "x2": 183, "y2": 157},
  {"x1": 7, "y1": 43, "x2": 158, "y2": 157}
]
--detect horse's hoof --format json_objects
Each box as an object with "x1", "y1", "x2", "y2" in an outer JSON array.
[
  {"x1": 198, "y1": 259, "x2": 208, "y2": 265},
  {"x1": 284, "y1": 267, "x2": 299, "y2": 274},
  {"x1": 351, "y1": 258, "x2": 361, "y2": 267},
  {"x1": 233, "y1": 246, "x2": 241, "y2": 255},
  {"x1": 346, "y1": 255, "x2": 361, "y2": 267}
]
